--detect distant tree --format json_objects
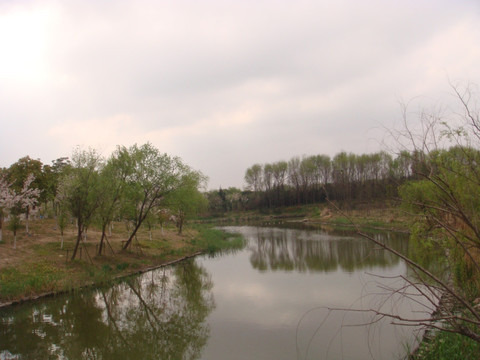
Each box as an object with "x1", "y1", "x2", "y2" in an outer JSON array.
[
  {"x1": 143, "y1": 210, "x2": 158, "y2": 241},
  {"x1": 263, "y1": 164, "x2": 274, "y2": 207},
  {"x1": 7, "y1": 214, "x2": 21, "y2": 249},
  {"x1": 0, "y1": 175, "x2": 13, "y2": 242},
  {"x1": 164, "y1": 171, "x2": 208, "y2": 234},
  {"x1": 299, "y1": 156, "x2": 317, "y2": 204},
  {"x1": 244, "y1": 164, "x2": 263, "y2": 193},
  {"x1": 205, "y1": 190, "x2": 223, "y2": 215},
  {"x1": 271, "y1": 160, "x2": 288, "y2": 206},
  {"x1": 7, "y1": 157, "x2": 43, "y2": 232},
  {"x1": 42, "y1": 157, "x2": 72, "y2": 214},
  {"x1": 156, "y1": 208, "x2": 171, "y2": 235},
  {"x1": 7, "y1": 156, "x2": 43, "y2": 192},
  {"x1": 390, "y1": 150, "x2": 413, "y2": 181},
  {"x1": 0, "y1": 173, "x2": 41, "y2": 247},
  {"x1": 288, "y1": 157, "x2": 301, "y2": 205},
  {"x1": 218, "y1": 187, "x2": 227, "y2": 211},
  {"x1": 57, "y1": 205, "x2": 69, "y2": 249},
  {"x1": 18, "y1": 174, "x2": 42, "y2": 234}
]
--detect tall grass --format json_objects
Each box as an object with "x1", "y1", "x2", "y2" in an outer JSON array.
[{"x1": 412, "y1": 330, "x2": 480, "y2": 360}]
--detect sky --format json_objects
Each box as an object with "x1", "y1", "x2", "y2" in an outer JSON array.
[{"x1": 1, "y1": 0, "x2": 480, "y2": 189}]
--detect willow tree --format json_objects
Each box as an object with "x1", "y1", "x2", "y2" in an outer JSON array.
[
  {"x1": 95, "y1": 147, "x2": 133, "y2": 255},
  {"x1": 164, "y1": 170, "x2": 208, "y2": 235},
  {"x1": 56, "y1": 148, "x2": 102, "y2": 260},
  {"x1": 121, "y1": 143, "x2": 197, "y2": 250}
]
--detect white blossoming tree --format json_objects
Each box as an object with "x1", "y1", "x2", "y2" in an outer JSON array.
[
  {"x1": 0, "y1": 173, "x2": 41, "y2": 247},
  {"x1": 0, "y1": 176, "x2": 14, "y2": 243}
]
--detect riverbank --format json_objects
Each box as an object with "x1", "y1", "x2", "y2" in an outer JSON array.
[
  {"x1": 0, "y1": 203, "x2": 422, "y2": 308},
  {"x1": 0, "y1": 219, "x2": 244, "y2": 307},
  {"x1": 199, "y1": 203, "x2": 413, "y2": 233}
]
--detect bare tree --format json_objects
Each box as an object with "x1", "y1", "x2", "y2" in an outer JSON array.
[{"x1": 350, "y1": 82, "x2": 480, "y2": 344}]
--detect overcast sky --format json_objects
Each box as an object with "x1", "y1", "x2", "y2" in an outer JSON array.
[{"x1": 1, "y1": 0, "x2": 480, "y2": 189}]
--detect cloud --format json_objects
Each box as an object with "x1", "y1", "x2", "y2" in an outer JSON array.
[
  {"x1": 1, "y1": 0, "x2": 480, "y2": 188},
  {"x1": 46, "y1": 114, "x2": 144, "y2": 157}
]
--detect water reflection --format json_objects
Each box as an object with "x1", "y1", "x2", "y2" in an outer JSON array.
[
  {"x1": 200, "y1": 226, "x2": 421, "y2": 360},
  {"x1": 0, "y1": 226, "x2": 419, "y2": 360},
  {"x1": 227, "y1": 226, "x2": 409, "y2": 273},
  {"x1": 0, "y1": 260, "x2": 214, "y2": 360}
]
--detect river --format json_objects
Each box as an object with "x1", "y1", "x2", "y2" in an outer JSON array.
[{"x1": 0, "y1": 224, "x2": 425, "y2": 359}]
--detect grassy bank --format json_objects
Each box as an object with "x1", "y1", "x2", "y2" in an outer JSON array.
[
  {"x1": 412, "y1": 330, "x2": 480, "y2": 360},
  {"x1": 0, "y1": 219, "x2": 244, "y2": 305},
  {"x1": 199, "y1": 203, "x2": 412, "y2": 233}
]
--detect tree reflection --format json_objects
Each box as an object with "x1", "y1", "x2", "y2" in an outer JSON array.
[
  {"x1": 0, "y1": 259, "x2": 214, "y2": 359},
  {"x1": 247, "y1": 227, "x2": 408, "y2": 273}
]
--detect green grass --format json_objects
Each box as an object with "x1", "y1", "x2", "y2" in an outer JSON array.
[
  {"x1": 116, "y1": 262, "x2": 129, "y2": 271},
  {"x1": 412, "y1": 331, "x2": 480, "y2": 360},
  {"x1": 330, "y1": 217, "x2": 351, "y2": 225},
  {"x1": 0, "y1": 223, "x2": 246, "y2": 303},
  {"x1": 190, "y1": 226, "x2": 245, "y2": 254},
  {"x1": 0, "y1": 261, "x2": 65, "y2": 300},
  {"x1": 32, "y1": 241, "x2": 65, "y2": 255},
  {"x1": 140, "y1": 238, "x2": 173, "y2": 251}
]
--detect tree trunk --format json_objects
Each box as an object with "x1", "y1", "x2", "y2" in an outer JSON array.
[
  {"x1": 177, "y1": 213, "x2": 185, "y2": 235},
  {"x1": 122, "y1": 222, "x2": 143, "y2": 250},
  {"x1": 25, "y1": 207, "x2": 30, "y2": 235},
  {"x1": 98, "y1": 225, "x2": 107, "y2": 256},
  {"x1": 71, "y1": 225, "x2": 83, "y2": 260}
]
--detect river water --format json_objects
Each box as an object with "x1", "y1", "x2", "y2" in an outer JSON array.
[{"x1": 0, "y1": 225, "x2": 425, "y2": 359}]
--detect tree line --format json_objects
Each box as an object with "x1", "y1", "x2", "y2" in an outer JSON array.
[
  {"x1": 245, "y1": 150, "x2": 416, "y2": 207},
  {"x1": 205, "y1": 150, "x2": 416, "y2": 214},
  {"x1": 0, "y1": 143, "x2": 207, "y2": 260}
]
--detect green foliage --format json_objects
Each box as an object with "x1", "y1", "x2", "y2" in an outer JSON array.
[
  {"x1": 57, "y1": 207, "x2": 69, "y2": 234},
  {"x1": 413, "y1": 330, "x2": 480, "y2": 360},
  {"x1": 57, "y1": 148, "x2": 102, "y2": 229},
  {"x1": 407, "y1": 222, "x2": 446, "y2": 268},
  {"x1": 450, "y1": 244, "x2": 480, "y2": 300},
  {"x1": 191, "y1": 227, "x2": 245, "y2": 254},
  {"x1": 238, "y1": 149, "x2": 405, "y2": 211},
  {"x1": 119, "y1": 143, "x2": 205, "y2": 248},
  {"x1": 101, "y1": 264, "x2": 113, "y2": 272},
  {"x1": 56, "y1": 148, "x2": 103, "y2": 259},
  {"x1": 164, "y1": 169, "x2": 208, "y2": 234},
  {"x1": 7, "y1": 156, "x2": 43, "y2": 193},
  {"x1": 116, "y1": 262, "x2": 129, "y2": 271},
  {"x1": 7, "y1": 214, "x2": 21, "y2": 235},
  {"x1": 399, "y1": 146, "x2": 480, "y2": 298}
]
